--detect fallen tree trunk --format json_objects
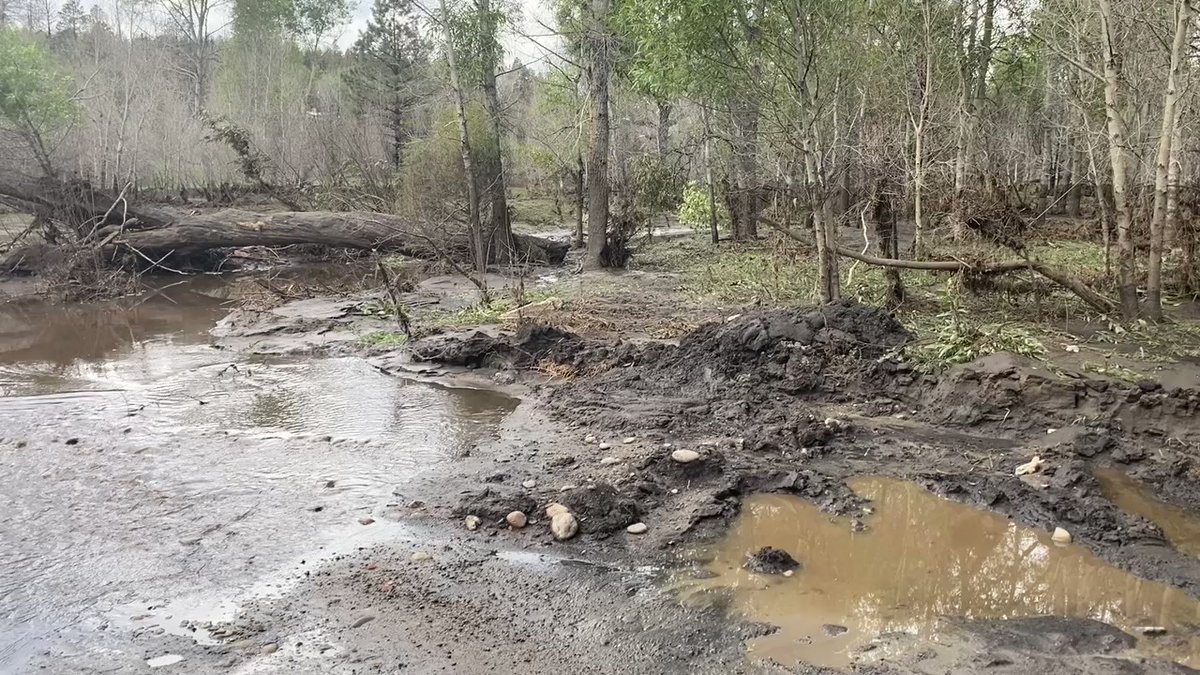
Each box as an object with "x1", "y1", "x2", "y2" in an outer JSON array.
[
  {"x1": 758, "y1": 215, "x2": 1118, "y2": 315},
  {"x1": 0, "y1": 176, "x2": 567, "y2": 269},
  {"x1": 97, "y1": 209, "x2": 567, "y2": 264}
]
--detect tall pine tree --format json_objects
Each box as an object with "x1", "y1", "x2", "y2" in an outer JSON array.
[{"x1": 347, "y1": 0, "x2": 429, "y2": 170}]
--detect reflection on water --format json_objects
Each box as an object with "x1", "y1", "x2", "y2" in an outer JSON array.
[
  {"x1": 1097, "y1": 468, "x2": 1200, "y2": 558},
  {"x1": 0, "y1": 274, "x2": 517, "y2": 671},
  {"x1": 679, "y1": 478, "x2": 1200, "y2": 669},
  {"x1": 0, "y1": 278, "x2": 230, "y2": 396}
]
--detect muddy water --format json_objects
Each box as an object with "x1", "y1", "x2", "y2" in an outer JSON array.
[
  {"x1": 1097, "y1": 468, "x2": 1200, "y2": 557},
  {"x1": 0, "y1": 277, "x2": 516, "y2": 670},
  {"x1": 680, "y1": 478, "x2": 1200, "y2": 670}
]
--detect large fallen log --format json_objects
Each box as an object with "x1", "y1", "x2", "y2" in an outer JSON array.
[
  {"x1": 0, "y1": 173, "x2": 569, "y2": 272},
  {"x1": 96, "y1": 209, "x2": 567, "y2": 265}
]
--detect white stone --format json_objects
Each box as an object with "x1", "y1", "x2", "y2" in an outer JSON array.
[
  {"x1": 551, "y1": 512, "x2": 578, "y2": 540},
  {"x1": 464, "y1": 515, "x2": 481, "y2": 531},
  {"x1": 598, "y1": 442, "x2": 612, "y2": 451},
  {"x1": 622, "y1": 436, "x2": 637, "y2": 444},
  {"x1": 600, "y1": 456, "x2": 620, "y2": 466},
  {"x1": 506, "y1": 511, "x2": 528, "y2": 528},
  {"x1": 411, "y1": 551, "x2": 433, "y2": 562},
  {"x1": 626, "y1": 522, "x2": 648, "y2": 535},
  {"x1": 522, "y1": 479, "x2": 537, "y2": 489},
  {"x1": 545, "y1": 503, "x2": 570, "y2": 518},
  {"x1": 671, "y1": 449, "x2": 701, "y2": 464},
  {"x1": 1051, "y1": 527, "x2": 1072, "y2": 545}
]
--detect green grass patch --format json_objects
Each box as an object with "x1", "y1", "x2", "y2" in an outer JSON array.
[
  {"x1": 426, "y1": 288, "x2": 560, "y2": 328},
  {"x1": 359, "y1": 331, "x2": 409, "y2": 348},
  {"x1": 510, "y1": 190, "x2": 567, "y2": 230}
]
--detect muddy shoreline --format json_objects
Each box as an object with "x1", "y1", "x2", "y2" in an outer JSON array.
[
  {"x1": 207, "y1": 281, "x2": 1200, "y2": 672},
  {"x1": 5, "y1": 270, "x2": 1200, "y2": 673}
]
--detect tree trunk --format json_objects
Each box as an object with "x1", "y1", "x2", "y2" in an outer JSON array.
[
  {"x1": 656, "y1": 100, "x2": 671, "y2": 159},
  {"x1": 703, "y1": 108, "x2": 719, "y2": 245},
  {"x1": 1065, "y1": 138, "x2": 1082, "y2": 217},
  {"x1": 911, "y1": 0, "x2": 933, "y2": 257},
  {"x1": 439, "y1": 0, "x2": 485, "y2": 274},
  {"x1": 573, "y1": 161, "x2": 585, "y2": 249},
  {"x1": 477, "y1": 0, "x2": 515, "y2": 264},
  {"x1": 1097, "y1": 0, "x2": 1142, "y2": 319},
  {"x1": 871, "y1": 179, "x2": 904, "y2": 306},
  {"x1": 584, "y1": 0, "x2": 612, "y2": 269},
  {"x1": 803, "y1": 136, "x2": 838, "y2": 303},
  {"x1": 1144, "y1": 0, "x2": 1194, "y2": 320}
]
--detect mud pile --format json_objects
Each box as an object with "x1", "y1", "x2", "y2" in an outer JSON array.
[{"x1": 414, "y1": 299, "x2": 913, "y2": 453}]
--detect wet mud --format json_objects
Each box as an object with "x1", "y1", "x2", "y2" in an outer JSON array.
[{"x1": 7, "y1": 278, "x2": 1200, "y2": 674}]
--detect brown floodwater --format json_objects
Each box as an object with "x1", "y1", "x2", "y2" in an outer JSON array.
[
  {"x1": 1097, "y1": 468, "x2": 1200, "y2": 557},
  {"x1": 0, "y1": 275, "x2": 517, "y2": 670},
  {"x1": 678, "y1": 478, "x2": 1200, "y2": 670}
]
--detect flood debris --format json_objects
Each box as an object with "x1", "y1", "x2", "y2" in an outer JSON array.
[
  {"x1": 1015, "y1": 456, "x2": 1046, "y2": 476},
  {"x1": 745, "y1": 546, "x2": 801, "y2": 575}
]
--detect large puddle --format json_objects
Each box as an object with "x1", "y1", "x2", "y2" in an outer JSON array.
[
  {"x1": 679, "y1": 478, "x2": 1200, "y2": 669},
  {"x1": 1096, "y1": 468, "x2": 1200, "y2": 558},
  {"x1": 0, "y1": 276, "x2": 516, "y2": 670}
]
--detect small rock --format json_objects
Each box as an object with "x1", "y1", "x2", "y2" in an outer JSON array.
[
  {"x1": 559, "y1": 484, "x2": 579, "y2": 492},
  {"x1": 358, "y1": 517, "x2": 375, "y2": 526},
  {"x1": 407, "y1": 500, "x2": 425, "y2": 509},
  {"x1": 670, "y1": 449, "x2": 701, "y2": 464},
  {"x1": 261, "y1": 643, "x2": 279, "y2": 654},
  {"x1": 351, "y1": 613, "x2": 376, "y2": 628},
  {"x1": 146, "y1": 654, "x2": 185, "y2": 668},
  {"x1": 598, "y1": 442, "x2": 612, "y2": 451},
  {"x1": 411, "y1": 551, "x2": 433, "y2": 562},
  {"x1": 599, "y1": 457, "x2": 620, "y2": 466},
  {"x1": 324, "y1": 480, "x2": 337, "y2": 488},
  {"x1": 1138, "y1": 626, "x2": 1168, "y2": 636},
  {"x1": 622, "y1": 436, "x2": 636, "y2": 444},
  {"x1": 551, "y1": 512, "x2": 579, "y2": 541},
  {"x1": 522, "y1": 479, "x2": 537, "y2": 489},
  {"x1": 1051, "y1": 527, "x2": 1072, "y2": 545},
  {"x1": 584, "y1": 434, "x2": 597, "y2": 444},
  {"x1": 464, "y1": 515, "x2": 481, "y2": 531},
  {"x1": 822, "y1": 624, "x2": 849, "y2": 637},
  {"x1": 506, "y1": 511, "x2": 528, "y2": 528},
  {"x1": 626, "y1": 522, "x2": 648, "y2": 535},
  {"x1": 545, "y1": 503, "x2": 570, "y2": 518},
  {"x1": 65, "y1": 438, "x2": 80, "y2": 446}
]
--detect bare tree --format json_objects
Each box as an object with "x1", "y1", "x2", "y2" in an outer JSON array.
[{"x1": 158, "y1": 0, "x2": 229, "y2": 114}]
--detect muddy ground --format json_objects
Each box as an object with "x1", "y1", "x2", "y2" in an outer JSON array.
[{"x1": 6, "y1": 241, "x2": 1200, "y2": 674}]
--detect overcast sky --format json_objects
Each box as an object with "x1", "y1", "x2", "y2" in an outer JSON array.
[{"x1": 335, "y1": 0, "x2": 558, "y2": 68}]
